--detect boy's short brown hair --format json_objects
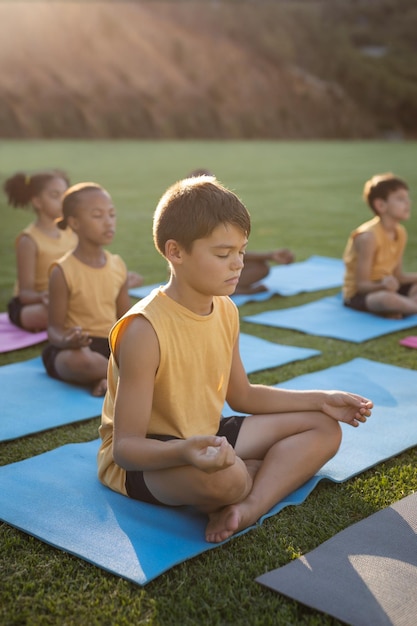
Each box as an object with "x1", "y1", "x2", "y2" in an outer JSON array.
[
  {"x1": 153, "y1": 176, "x2": 251, "y2": 256},
  {"x1": 363, "y1": 172, "x2": 409, "y2": 214}
]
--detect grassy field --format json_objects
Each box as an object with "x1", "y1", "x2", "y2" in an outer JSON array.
[{"x1": 1, "y1": 140, "x2": 417, "y2": 625}]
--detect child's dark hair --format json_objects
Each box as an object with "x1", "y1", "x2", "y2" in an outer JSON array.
[
  {"x1": 363, "y1": 172, "x2": 409, "y2": 214},
  {"x1": 58, "y1": 182, "x2": 105, "y2": 230},
  {"x1": 3, "y1": 169, "x2": 70, "y2": 208},
  {"x1": 153, "y1": 175, "x2": 251, "y2": 256}
]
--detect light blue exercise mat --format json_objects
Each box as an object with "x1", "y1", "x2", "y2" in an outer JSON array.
[
  {"x1": 1, "y1": 357, "x2": 416, "y2": 585},
  {"x1": 244, "y1": 293, "x2": 417, "y2": 342},
  {"x1": 239, "y1": 332, "x2": 319, "y2": 373},
  {"x1": 0, "y1": 356, "x2": 104, "y2": 442},
  {"x1": 260, "y1": 254, "x2": 344, "y2": 296},
  {"x1": 128, "y1": 255, "x2": 345, "y2": 306},
  {"x1": 0, "y1": 336, "x2": 318, "y2": 442}
]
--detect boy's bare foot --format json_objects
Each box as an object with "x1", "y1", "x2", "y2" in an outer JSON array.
[
  {"x1": 206, "y1": 499, "x2": 258, "y2": 544},
  {"x1": 206, "y1": 504, "x2": 242, "y2": 543},
  {"x1": 92, "y1": 378, "x2": 108, "y2": 396},
  {"x1": 205, "y1": 462, "x2": 261, "y2": 543}
]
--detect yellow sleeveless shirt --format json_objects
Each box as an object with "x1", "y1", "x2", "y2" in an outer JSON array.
[
  {"x1": 14, "y1": 223, "x2": 77, "y2": 294},
  {"x1": 97, "y1": 288, "x2": 239, "y2": 495},
  {"x1": 52, "y1": 250, "x2": 127, "y2": 337},
  {"x1": 343, "y1": 216, "x2": 407, "y2": 300}
]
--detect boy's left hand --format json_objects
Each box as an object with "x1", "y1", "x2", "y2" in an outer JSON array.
[{"x1": 321, "y1": 392, "x2": 373, "y2": 427}]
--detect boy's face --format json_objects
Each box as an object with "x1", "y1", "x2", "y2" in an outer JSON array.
[
  {"x1": 377, "y1": 187, "x2": 411, "y2": 222},
  {"x1": 180, "y1": 222, "x2": 248, "y2": 297}
]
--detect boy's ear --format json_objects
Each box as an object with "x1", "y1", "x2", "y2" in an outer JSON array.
[
  {"x1": 373, "y1": 198, "x2": 385, "y2": 215},
  {"x1": 164, "y1": 239, "x2": 184, "y2": 264}
]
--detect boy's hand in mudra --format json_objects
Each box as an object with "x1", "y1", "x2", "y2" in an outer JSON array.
[{"x1": 185, "y1": 435, "x2": 236, "y2": 473}]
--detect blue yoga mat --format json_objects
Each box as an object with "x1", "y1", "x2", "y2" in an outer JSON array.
[
  {"x1": 239, "y1": 333, "x2": 319, "y2": 373},
  {"x1": 129, "y1": 256, "x2": 344, "y2": 306},
  {"x1": 0, "y1": 336, "x2": 318, "y2": 442},
  {"x1": 1, "y1": 357, "x2": 416, "y2": 585},
  {"x1": 244, "y1": 293, "x2": 417, "y2": 342},
  {"x1": 0, "y1": 356, "x2": 104, "y2": 442}
]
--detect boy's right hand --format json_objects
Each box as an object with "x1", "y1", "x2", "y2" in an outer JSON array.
[{"x1": 185, "y1": 435, "x2": 236, "y2": 473}]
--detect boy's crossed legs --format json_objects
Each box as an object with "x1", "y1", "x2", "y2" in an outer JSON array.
[{"x1": 142, "y1": 411, "x2": 342, "y2": 543}]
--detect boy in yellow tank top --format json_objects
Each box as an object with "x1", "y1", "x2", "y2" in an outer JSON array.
[
  {"x1": 98, "y1": 175, "x2": 372, "y2": 543},
  {"x1": 343, "y1": 172, "x2": 417, "y2": 316}
]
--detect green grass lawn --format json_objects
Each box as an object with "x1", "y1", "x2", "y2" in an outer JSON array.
[{"x1": 1, "y1": 140, "x2": 417, "y2": 625}]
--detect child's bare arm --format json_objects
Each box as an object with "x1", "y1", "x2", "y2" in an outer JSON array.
[
  {"x1": 112, "y1": 315, "x2": 235, "y2": 473},
  {"x1": 16, "y1": 235, "x2": 47, "y2": 304},
  {"x1": 47, "y1": 266, "x2": 90, "y2": 348},
  {"x1": 115, "y1": 279, "x2": 133, "y2": 319},
  {"x1": 244, "y1": 249, "x2": 294, "y2": 264},
  {"x1": 226, "y1": 339, "x2": 372, "y2": 426},
  {"x1": 393, "y1": 260, "x2": 417, "y2": 285}
]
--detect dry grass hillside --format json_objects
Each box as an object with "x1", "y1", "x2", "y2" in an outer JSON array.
[{"x1": 0, "y1": 1, "x2": 413, "y2": 138}]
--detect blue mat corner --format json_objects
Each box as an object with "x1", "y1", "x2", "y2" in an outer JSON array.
[{"x1": 0, "y1": 356, "x2": 103, "y2": 441}]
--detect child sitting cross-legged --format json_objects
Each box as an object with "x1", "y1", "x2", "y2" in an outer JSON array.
[
  {"x1": 42, "y1": 182, "x2": 131, "y2": 396},
  {"x1": 343, "y1": 172, "x2": 417, "y2": 317},
  {"x1": 97, "y1": 175, "x2": 373, "y2": 543}
]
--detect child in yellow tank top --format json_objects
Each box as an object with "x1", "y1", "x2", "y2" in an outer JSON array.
[
  {"x1": 4, "y1": 169, "x2": 75, "y2": 332},
  {"x1": 97, "y1": 174, "x2": 373, "y2": 544},
  {"x1": 4, "y1": 169, "x2": 144, "y2": 333},
  {"x1": 342, "y1": 172, "x2": 417, "y2": 317},
  {"x1": 41, "y1": 182, "x2": 132, "y2": 397}
]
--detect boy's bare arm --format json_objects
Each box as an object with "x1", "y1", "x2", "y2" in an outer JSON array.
[
  {"x1": 394, "y1": 261, "x2": 417, "y2": 285},
  {"x1": 112, "y1": 316, "x2": 235, "y2": 473},
  {"x1": 226, "y1": 340, "x2": 372, "y2": 426}
]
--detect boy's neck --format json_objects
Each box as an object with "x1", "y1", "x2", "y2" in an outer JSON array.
[
  {"x1": 378, "y1": 213, "x2": 400, "y2": 232},
  {"x1": 163, "y1": 280, "x2": 214, "y2": 316}
]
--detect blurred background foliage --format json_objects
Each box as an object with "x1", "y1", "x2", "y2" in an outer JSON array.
[{"x1": 0, "y1": 0, "x2": 416, "y2": 139}]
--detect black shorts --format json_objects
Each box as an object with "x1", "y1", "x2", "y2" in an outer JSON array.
[
  {"x1": 42, "y1": 336, "x2": 110, "y2": 380},
  {"x1": 344, "y1": 282, "x2": 412, "y2": 313},
  {"x1": 7, "y1": 297, "x2": 24, "y2": 329},
  {"x1": 125, "y1": 415, "x2": 247, "y2": 506}
]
